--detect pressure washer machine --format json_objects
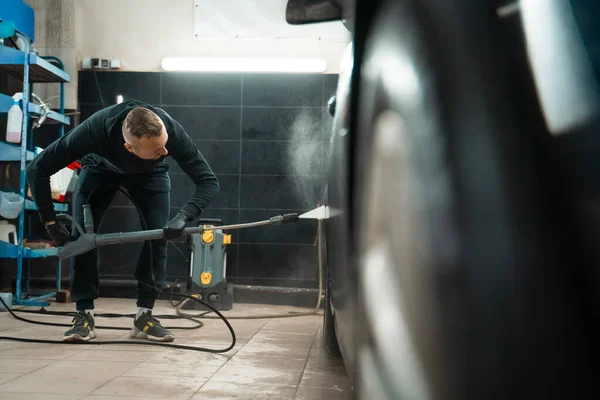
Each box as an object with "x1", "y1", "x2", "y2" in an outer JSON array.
[{"x1": 183, "y1": 219, "x2": 234, "y2": 311}]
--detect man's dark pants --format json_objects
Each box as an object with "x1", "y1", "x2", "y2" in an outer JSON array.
[{"x1": 70, "y1": 165, "x2": 171, "y2": 311}]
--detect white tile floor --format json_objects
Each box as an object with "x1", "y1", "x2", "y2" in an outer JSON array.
[{"x1": 0, "y1": 299, "x2": 353, "y2": 399}]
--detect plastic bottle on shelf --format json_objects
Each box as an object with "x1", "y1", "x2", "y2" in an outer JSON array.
[
  {"x1": 6, "y1": 93, "x2": 23, "y2": 144},
  {"x1": 0, "y1": 292, "x2": 13, "y2": 311}
]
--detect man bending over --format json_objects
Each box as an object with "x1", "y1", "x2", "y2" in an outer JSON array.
[{"x1": 26, "y1": 100, "x2": 219, "y2": 343}]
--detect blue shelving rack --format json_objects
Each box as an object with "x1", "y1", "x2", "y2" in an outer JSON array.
[{"x1": 0, "y1": 26, "x2": 71, "y2": 306}]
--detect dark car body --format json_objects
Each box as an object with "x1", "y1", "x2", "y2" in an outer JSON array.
[
  {"x1": 323, "y1": 40, "x2": 354, "y2": 367},
  {"x1": 288, "y1": 0, "x2": 600, "y2": 399},
  {"x1": 284, "y1": 0, "x2": 358, "y2": 381}
]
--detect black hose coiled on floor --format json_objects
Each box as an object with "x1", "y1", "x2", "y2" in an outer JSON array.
[{"x1": 0, "y1": 292, "x2": 236, "y2": 353}]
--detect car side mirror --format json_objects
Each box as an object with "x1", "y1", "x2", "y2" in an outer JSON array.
[
  {"x1": 328, "y1": 96, "x2": 337, "y2": 116},
  {"x1": 285, "y1": 0, "x2": 343, "y2": 25}
]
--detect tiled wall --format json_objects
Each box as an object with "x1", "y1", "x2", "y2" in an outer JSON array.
[{"x1": 77, "y1": 71, "x2": 339, "y2": 289}]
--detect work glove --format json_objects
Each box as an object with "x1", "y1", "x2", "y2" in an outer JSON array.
[
  {"x1": 163, "y1": 211, "x2": 192, "y2": 241},
  {"x1": 45, "y1": 220, "x2": 77, "y2": 246}
]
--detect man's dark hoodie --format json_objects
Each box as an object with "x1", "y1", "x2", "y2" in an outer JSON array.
[{"x1": 26, "y1": 100, "x2": 219, "y2": 222}]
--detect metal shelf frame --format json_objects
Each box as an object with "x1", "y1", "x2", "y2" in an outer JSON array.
[
  {"x1": 0, "y1": 29, "x2": 71, "y2": 307},
  {"x1": 0, "y1": 45, "x2": 70, "y2": 83}
]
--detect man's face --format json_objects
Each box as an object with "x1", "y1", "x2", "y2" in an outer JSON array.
[{"x1": 123, "y1": 122, "x2": 169, "y2": 160}]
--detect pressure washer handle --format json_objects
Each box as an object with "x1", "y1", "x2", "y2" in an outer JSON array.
[
  {"x1": 86, "y1": 213, "x2": 301, "y2": 246},
  {"x1": 57, "y1": 212, "x2": 301, "y2": 260},
  {"x1": 55, "y1": 213, "x2": 86, "y2": 237},
  {"x1": 93, "y1": 226, "x2": 205, "y2": 245}
]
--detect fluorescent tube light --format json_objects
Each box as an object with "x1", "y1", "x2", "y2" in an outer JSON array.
[{"x1": 161, "y1": 57, "x2": 328, "y2": 73}]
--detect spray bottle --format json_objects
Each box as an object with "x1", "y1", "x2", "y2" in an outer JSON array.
[{"x1": 6, "y1": 92, "x2": 23, "y2": 144}]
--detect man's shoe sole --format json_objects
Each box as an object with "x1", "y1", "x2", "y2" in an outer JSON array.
[
  {"x1": 130, "y1": 327, "x2": 175, "y2": 342},
  {"x1": 63, "y1": 329, "x2": 97, "y2": 342}
]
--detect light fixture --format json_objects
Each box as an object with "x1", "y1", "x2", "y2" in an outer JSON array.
[
  {"x1": 116, "y1": 95, "x2": 123, "y2": 104},
  {"x1": 160, "y1": 57, "x2": 328, "y2": 73}
]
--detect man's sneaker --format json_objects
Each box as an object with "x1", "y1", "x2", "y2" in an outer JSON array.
[
  {"x1": 64, "y1": 311, "x2": 96, "y2": 342},
  {"x1": 130, "y1": 310, "x2": 175, "y2": 342}
]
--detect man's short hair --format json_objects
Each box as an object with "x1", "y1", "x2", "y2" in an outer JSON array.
[{"x1": 124, "y1": 107, "x2": 163, "y2": 138}]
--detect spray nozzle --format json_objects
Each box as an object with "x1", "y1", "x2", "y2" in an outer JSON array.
[{"x1": 269, "y1": 213, "x2": 300, "y2": 225}]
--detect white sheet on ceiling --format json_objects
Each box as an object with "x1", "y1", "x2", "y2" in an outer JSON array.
[{"x1": 193, "y1": 0, "x2": 350, "y2": 41}]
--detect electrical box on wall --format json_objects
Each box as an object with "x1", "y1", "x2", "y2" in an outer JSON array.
[{"x1": 81, "y1": 57, "x2": 121, "y2": 70}]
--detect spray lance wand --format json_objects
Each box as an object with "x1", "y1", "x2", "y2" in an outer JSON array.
[{"x1": 54, "y1": 205, "x2": 300, "y2": 260}]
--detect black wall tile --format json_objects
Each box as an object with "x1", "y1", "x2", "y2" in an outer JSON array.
[
  {"x1": 240, "y1": 175, "x2": 326, "y2": 210},
  {"x1": 79, "y1": 104, "x2": 104, "y2": 122},
  {"x1": 167, "y1": 141, "x2": 240, "y2": 175},
  {"x1": 199, "y1": 208, "x2": 239, "y2": 226},
  {"x1": 225, "y1": 244, "x2": 239, "y2": 279},
  {"x1": 79, "y1": 71, "x2": 161, "y2": 105},
  {"x1": 168, "y1": 174, "x2": 198, "y2": 208},
  {"x1": 323, "y1": 74, "x2": 339, "y2": 105},
  {"x1": 162, "y1": 73, "x2": 242, "y2": 106},
  {"x1": 237, "y1": 243, "x2": 318, "y2": 281},
  {"x1": 238, "y1": 209, "x2": 318, "y2": 245},
  {"x1": 161, "y1": 106, "x2": 241, "y2": 140},
  {"x1": 77, "y1": 71, "x2": 102, "y2": 104},
  {"x1": 242, "y1": 74, "x2": 323, "y2": 107},
  {"x1": 241, "y1": 141, "x2": 323, "y2": 176},
  {"x1": 169, "y1": 174, "x2": 239, "y2": 210},
  {"x1": 232, "y1": 277, "x2": 317, "y2": 289},
  {"x1": 209, "y1": 174, "x2": 240, "y2": 210},
  {"x1": 201, "y1": 175, "x2": 238, "y2": 210},
  {"x1": 33, "y1": 125, "x2": 61, "y2": 148},
  {"x1": 242, "y1": 107, "x2": 322, "y2": 141}
]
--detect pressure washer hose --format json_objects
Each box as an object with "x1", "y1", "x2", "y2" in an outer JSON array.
[
  {"x1": 0, "y1": 291, "x2": 236, "y2": 353},
  {"x1": 175, "y1": 218, "x2": 324, "y2": 319}
]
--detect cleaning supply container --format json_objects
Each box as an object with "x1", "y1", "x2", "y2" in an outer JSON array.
[
  {"x1": 0, "y1": 292, "x2": 13, "y2": 311},
  {"x1": 0, "y1": 192, "x2": 24, "y2": 219},
  {"x1": 6, "y1": 96, "x2": 23, "y2": 144},
  {"x1": 0, "y1": 220, "x2": 17, "y2": 244}
]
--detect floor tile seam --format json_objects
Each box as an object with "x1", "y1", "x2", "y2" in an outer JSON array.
[
  {"x1": 0, "y1": 391, "x2": 88, "y2": 398},
  {"x1": 15, "y1": 369, "x2": 139, "y2": 379},
  {"x1": 207, "y1": 375, "x2": 301, "y2": 387},
  {"x1": 292, "y1": 327, "x2": 318, "y2": 398},
  {"x1": 99, "y1": 374, "x2": 212, "y2": 383},
  {"x1": 0, "y1": 373, "x2": 24, "y2": 387},
  {"x1": 114, "y1": 359, "x2": 143, "y2": 380},
  {"x1": 0, "y1": 350, "x2": 88, "y2": 361},
  {"x1": 88, "y1": 393, "x2": 167, "y2": 399},
  {"x1": 0, "y1": 357, "x2": 63, "y2": 376},
  {"x1": 187, "y1": 320, "x2": 268, "y2": 397},
  {"x1": 83, "y1": 369, "x2": 126, "y2": 397},
  {"x1": 63, "y1": 344, "x2": 96, "y2": 360}
]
